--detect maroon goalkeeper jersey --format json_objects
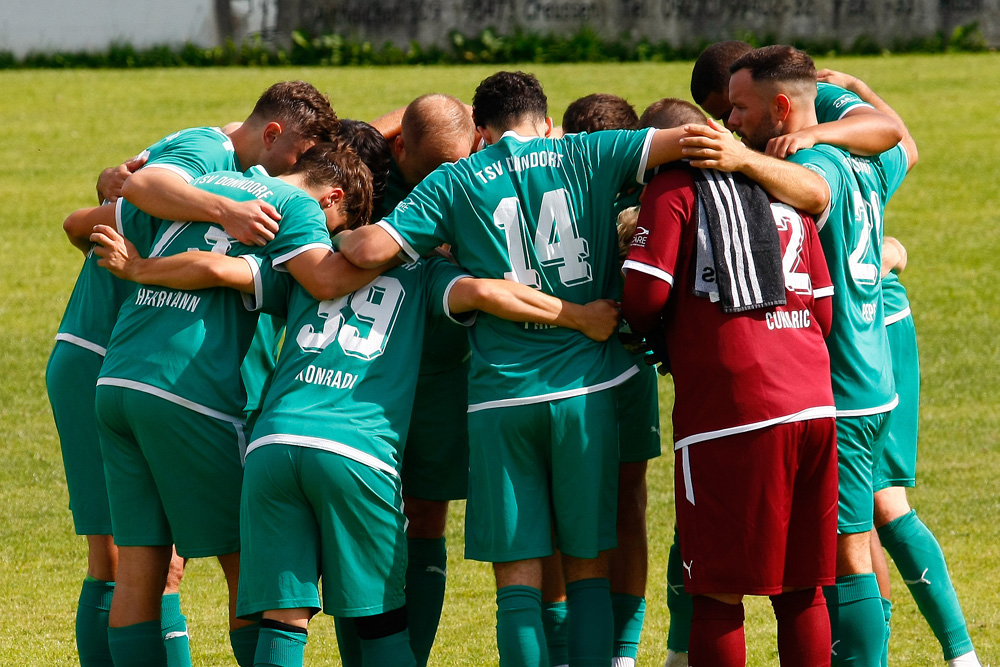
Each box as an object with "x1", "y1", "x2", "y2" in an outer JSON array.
[{"x1": 623, "y1": 167, "x2": 836, "y2": 448}]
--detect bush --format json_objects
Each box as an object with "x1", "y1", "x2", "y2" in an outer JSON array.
[{"x1": 0, "y1": 24, "x2": 992, "y2": 70}]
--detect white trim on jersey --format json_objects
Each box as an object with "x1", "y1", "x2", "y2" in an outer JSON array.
[
  {"x1": 442, "y1": 274, "x2": 477, "y2": 327},
  {"x1": 681, "y1": 446, "x2": 695, "y2": 506},
  {"x1": 96, "y1": 377, "x2": 246, "y2": 425},
  {"x1": 54, "y1": 333, "x2": 107, "y2": 357},
  {"x1": 468, "y1": 364, "x2": 639, "y2": 413},
  {"x1": 673, "y1": 404, "x2": 837, "y2": 450},
  {"x1": 635, "y1": 128, "x2": 655, "y2": 185},
  {"x1": 833, "y1": 102, "x2": 872, "y2": 121},
  {"x1": 149, "y1": 222, "x2": 192, "y2": 258},
  {"x1": 376, "y1": 220, "x2": 421, "y2": 263},
  {"x1": 141, "y1": 163, "x2": 196, "y2": 183},
  {"x1": 246, "y1": 434, "x2": 399, "y2": 478},
  {"x1": 835, "y1": 394, "x2": 899, "y2": 418},
  {"x1": 270, "y1": 243, "x2": 331, "y2": 270},
  {"x1": 814, "y1": 285, "x2": 836, "y2": 299},
  {"x1": 621, "y1": 259, "x2": 674, "y2": 285},
  {"x1": 114, "y1": 197, "x2": 126, "y2": 235},
  {"x1": 885, "y1": 306, "x2": 911, "y2": 326},
  {"x1": 239, "y1": 255, "x2": 264, "y2": 312}
]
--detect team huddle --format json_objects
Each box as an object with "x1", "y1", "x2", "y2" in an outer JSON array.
[{"x1": 46, "y1": 42, "x2": 981, "y2": 667}]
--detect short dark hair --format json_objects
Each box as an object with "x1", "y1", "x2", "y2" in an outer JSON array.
[
  {"x1": 249, "y1": 81, "x2": 341, "y2": 142},
  {"x1": 729, "y1": 45, "x2": 817, "y2": 85},
  {"x1": 290, "y1": 143, "x2": 373, "y2": 229},
  {"x1": 473, "y1": 71, "x2": 547, "y2": 131},
  {"x1": 562, "y1": 94, "x2": 638, "y2": 133},
  {"x1": 690, "y1": 41, "x2": 753, "y2": 104},
  {"x1": 638, "y1": 98, "x2": 707, "y2": 130},
  {"x1": 330, "y1": 119, "x2": 391, "y2": 218}
]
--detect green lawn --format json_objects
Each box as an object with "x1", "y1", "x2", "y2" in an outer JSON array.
[{"x1": 1, "y1": 54, "x2": 998, "y2": 665}]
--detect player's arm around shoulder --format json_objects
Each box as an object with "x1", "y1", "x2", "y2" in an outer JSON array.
[
  {"x1": 63, "y1": 204, "x2": 118, "y2": 253},
  {"x1": 448, "y1": 278, "x2": 620, "y2": 342},
  {"x1": 89, "y1": 223, "x2": 257, "y2": 293}
]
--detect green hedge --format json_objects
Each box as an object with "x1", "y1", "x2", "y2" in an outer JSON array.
[{"x1": 0, "y1": 23, "x2": 990, "y2": 69}]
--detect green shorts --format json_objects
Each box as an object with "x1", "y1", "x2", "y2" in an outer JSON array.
[
  {"x1": 402, "y1": 361, "x2": 470, "y2": 501},
  {"x1": 46, "y1": 341, "x2": 113, "y2": 536},
  {"x1": 876, "y1": 314, "x2": 919, "y2": 491},
  {"x1": 236, "y1": 444, "x2": 407, "y2": 619},
  {"x1": 616, "y1": 364, "x2": 662, "y2": 463},
  {"x1": 836, "y1": 411, "x2": 891, "y2": 534},
  {"x1": 95, "y1": 385, "x2": 244, "y2": 557},
  {"x1": 465, "y1": 391, "x2": 619, "y2": 562}
]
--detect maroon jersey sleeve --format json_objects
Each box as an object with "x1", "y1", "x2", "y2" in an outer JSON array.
[{"x1": 621, "y1": 168, "x2": 697, "y2": 333}]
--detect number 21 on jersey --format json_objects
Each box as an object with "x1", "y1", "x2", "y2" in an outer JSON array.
[{"x1": 493, "y1": 188, "x2": 593, "y2": 288}]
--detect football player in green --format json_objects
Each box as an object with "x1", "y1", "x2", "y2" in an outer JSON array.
[{"x1": 338, "y1": 70, "x2": 827, "y2": 666}]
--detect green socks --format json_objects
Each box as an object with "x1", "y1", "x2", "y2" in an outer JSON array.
[
  {"x1": 878, "y1": 510, "x2": 975, "y2": 660},
  {"x1": 666, "y1": 527, "x2": 692, "y2": 653},
  {"x1": 566, "y1": 578, "x2": 613, "y2": 667},
  {"x1": 406, "y1": 537, "x2": 447, "y2": 667},
  {"x1": 255, "y1": 626, "x2": 307, "y2": 667},
  {"x1": 77, "y1": 578, "x2": 115, "y2": 667},
  {"x1": 880, "y1": 598, "x2": 892, "y2": 667},
  {"x1": 160, "y1": 593, "x2": 191, "y2": 667},
  {"x1": 825, "y1": 573, "x2": 885, "y2": 666},
  {"x1": 108, "y1": 620, "x2": 168, "y2": 667},
  {"x1": 78, "y1": 583, "x2": 190, "y2": 667},
  {"x1": 229, "y1": 623, "x2": 261, "y2": 667},
  {"x1": 611, "y1": 593, "x2": 645, "y2": 664},
  {"x1": 542, "y1": 601, "x2": 569, "y2": 666},
  {"x1": 360, "y1": 629, "x2": 416, "y2": 667},
  {"x1": 334, "y1": 616, "x2": 363, "y2": 667},
  {"x1": 497, "y1": 585, "x2": 548, "y2": 667}
]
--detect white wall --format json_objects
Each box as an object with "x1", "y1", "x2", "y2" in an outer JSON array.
[{"x1": 0, "y1": 0, "x2": 277, "y2": 57}]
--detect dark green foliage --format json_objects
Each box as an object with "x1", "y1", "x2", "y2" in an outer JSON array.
[{"x1": 0, "y1": 23, "x2": 992, "y2": 69}]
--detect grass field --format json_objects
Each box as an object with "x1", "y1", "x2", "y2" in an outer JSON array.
[{"x1": 1, "y1": 54, "x2": 998, "y2": 665}]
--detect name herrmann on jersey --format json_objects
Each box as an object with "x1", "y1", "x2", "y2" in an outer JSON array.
[{"x1": 134, "y1": 287, "x2": 201, "y2": 313}]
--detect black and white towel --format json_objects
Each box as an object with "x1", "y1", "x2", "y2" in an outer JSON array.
[{"x1": 692, "y1": 168, "x2": 786, "y2": 313}]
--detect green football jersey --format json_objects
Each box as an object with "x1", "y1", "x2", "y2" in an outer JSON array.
[
  {"x1": 98, "y1": 168, "x2": 333, "y2": 422},
  {"x1": 788, "y1": 143, "x2": 909, "y2": 414},
  {"x1": 882, "y1": 271, "x2": 910, "y2": 322},
  {"x1": 54, "y1": 127, "x2": 239, "y2": 354},
  {"x1": 814, "y1": 82, "x2": 871, "y2": 123},
  {"x1": 380, "y1": 129, "x2": 654, "y2": 409},
  {"x1": 247, "y1": 257, "x2": 472, "y2": 474},
  {"x1": 814, "y1": 83, "x2": 913, "y2": 322}
]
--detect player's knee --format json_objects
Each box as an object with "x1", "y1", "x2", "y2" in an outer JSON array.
[
  {"x1": 835, "y1": 532, "x2": 873, "y2": 577},
  {"x1": 873, "y1": 487, "x2": 911, "y2": 528},
  {"x1": 163, "y1": 551, "x2": 186, "y2": 593},
  {"x1": 403, "y1": 496, "x2": 449, "y2": 538},
  {"x1": 353, "y1": 606, "x2": 408, "y2": 640}
]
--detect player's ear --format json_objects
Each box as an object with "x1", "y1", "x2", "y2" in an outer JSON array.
[
  {"x1": 543, "y1": 117, "x2": 554, "y2": 138},
  {"x1": 320, "y1": 187, "x2": 345, "y2": 210},
  {"x1": 477, "y1": 126, "x2": 497, "y2": 146},
  {"x1": 773, "y1": 94, "x2": 792, "y2": 123},
  {"x1": 262, "y1": 121, "x2": 283, "y2": 148},
  {"x1": 393, "y1": 134, "x2": 405, "y2": 160}
]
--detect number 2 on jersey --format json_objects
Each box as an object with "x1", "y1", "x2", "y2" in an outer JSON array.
[
  {"x1": 493, "y1": 188, "x2": 592, "y2": 288},
  {"x1": 295, "y1": 276, "x2": 404, "y2": 360}
]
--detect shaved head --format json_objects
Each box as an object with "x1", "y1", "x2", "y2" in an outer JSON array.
[{"x1": 399, "y1": 93, "x2": 477, "y2": 183}]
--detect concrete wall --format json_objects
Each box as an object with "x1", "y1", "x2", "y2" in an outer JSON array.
[{"x1": 1, "y1": 0, "x2": 996, "y2": 58}]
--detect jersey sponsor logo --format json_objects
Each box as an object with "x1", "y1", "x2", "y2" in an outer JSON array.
[
  {"x1": 134, "y1": 287, "x2": 201, "y2": 313},
  {"x1": 631, "y1": 225, "x2": 650, "y2": 248},
  {"x1": 294, "y1": 364, "x2": 360, "y2": 389},
  {"x1": 765, "y1": 308, "x2": 812, "y2": 330}
]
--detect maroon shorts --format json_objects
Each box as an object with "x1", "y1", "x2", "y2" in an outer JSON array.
[{"x1": 674, "y1": 417, "x2": 838, "y2": 596}]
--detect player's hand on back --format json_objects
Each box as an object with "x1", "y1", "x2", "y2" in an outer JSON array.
[
  {"x1": 579, "y1": 299, "x2": 621, "y2": 342},
  {"x1": 816, "y1": 68, "x2": 860, "y2": 92},
  {"x1": 765, "y1": 130, "x2": 817, "y2": 159},
  {"x1": 681, "y1": 119, "x2": 754, "y2": 172},
  {"x1": 96, "y1": 153, "x2": 148, "y2": 203},
  {"x1": 219, "y1": 198, "x2": 282, "y2": 246},
  {"x1": 90, "y1": 224, "x2": 141, "y2": 280}
]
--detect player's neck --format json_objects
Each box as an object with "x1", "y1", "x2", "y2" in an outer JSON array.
[{"x1": 483, "y1": 117, "x2": 553, "y2": 144}]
